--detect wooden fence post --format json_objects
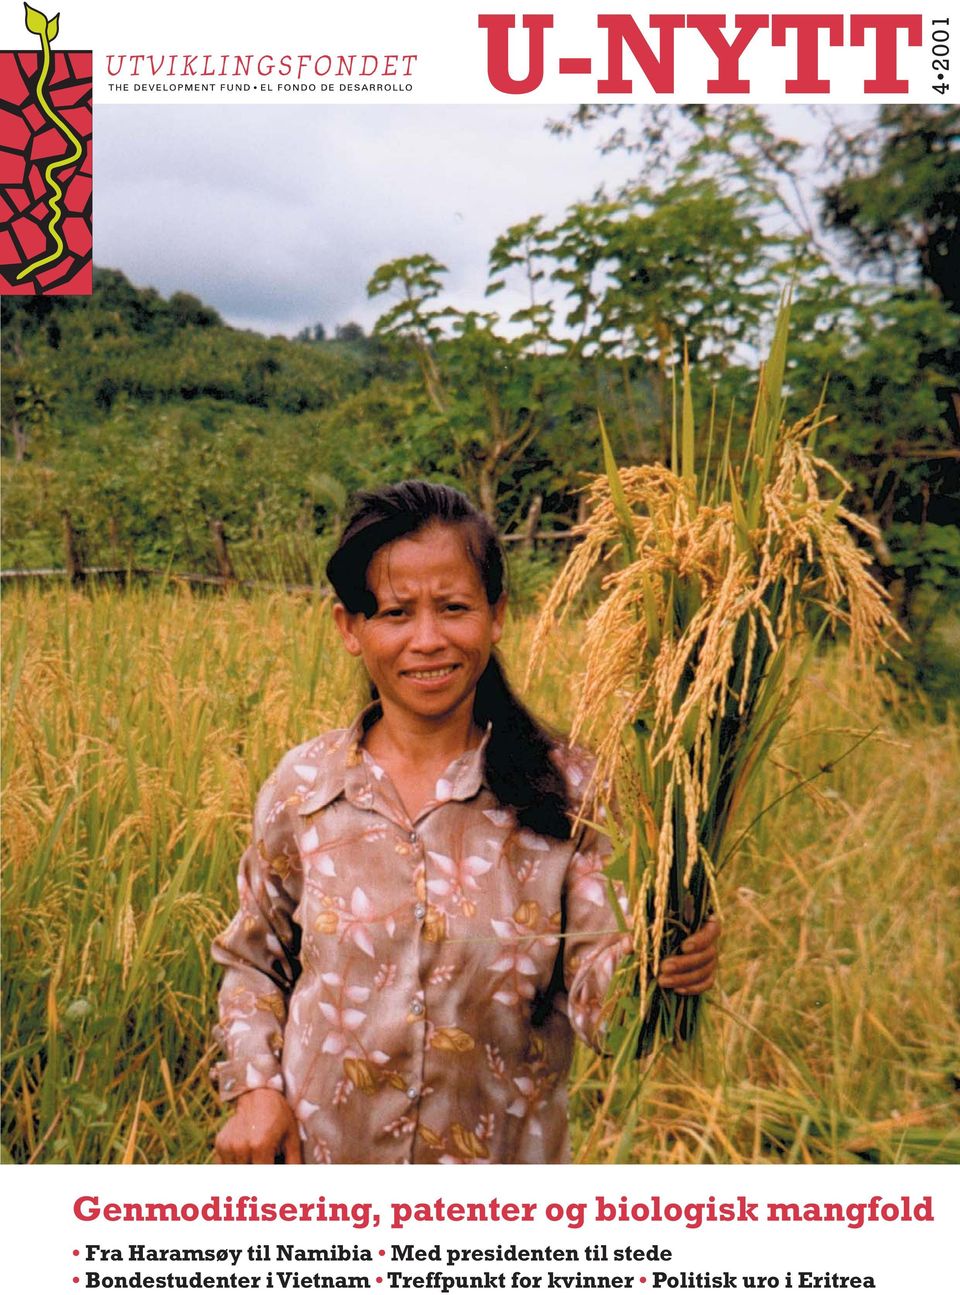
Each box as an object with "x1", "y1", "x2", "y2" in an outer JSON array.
[
  {"x1": 210, "y1": 519, "x2": 236, "y2": 582},
  {"x1": 61, "y1": 510, "x2": 84, "y2": 586}
]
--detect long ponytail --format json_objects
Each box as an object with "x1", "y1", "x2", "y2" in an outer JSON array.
[{"x1": 474, "y1": 654, "x2": 571, "y2": 840}]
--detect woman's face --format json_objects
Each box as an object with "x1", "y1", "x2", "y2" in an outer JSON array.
[{"x1": 333, "y1": 523, "x2": 506, "y2": 729}]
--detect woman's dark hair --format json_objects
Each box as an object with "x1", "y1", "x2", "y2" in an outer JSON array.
[{"x1": 326, "y1": 480, "x2": 572, "y2": 840}]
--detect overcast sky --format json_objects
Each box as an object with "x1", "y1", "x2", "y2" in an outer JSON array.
[{"x1": 93, "y1": 104, "x2": 858, "y2": 338}]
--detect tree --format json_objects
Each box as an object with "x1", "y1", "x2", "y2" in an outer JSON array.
[
  {"x1": 815, "y1": 106, "x2": 960, "y2": 633},
  {"x1": 367, "y1": 166, "x2": 790, "y2": 523},
  {"x1": 822, "y1": 106, "x2": 960, "y2": 311},
  {"x1": 367, "y1": 253, "x2": 587, "y2": 525},
  {"x1": 546, "y1": 177, "x2": 779, "y2": 460},
  {"x1": 295, "y1": 323, "x2": 327, "y2": 343},
  {"x1": 167, "y1": 291, "x2": 222, "y2": 330},
  {"x1": 334, "y1": 322, "x2": 365, "y2": 344},
  {"x1": 368, "y1": 255, "x2": 449, "y2": 413},
  {"x1": 554, "y1": 104, "x2": 960, "y2": 633},
  {"x1": 0, "y1": 352, "x2": 55, "y2": 464}
]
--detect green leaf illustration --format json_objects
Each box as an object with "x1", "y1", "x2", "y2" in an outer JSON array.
[
  {"x1": 15, "y1": 0, "x2": 82, "y2": 283},
  {"x1": 24, "y1": 3, "x2": 48, "y2": 36}
]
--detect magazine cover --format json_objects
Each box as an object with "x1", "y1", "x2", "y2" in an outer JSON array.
[{"x1": 1, "y1": 0, "x2": 957, "y2": 1288}]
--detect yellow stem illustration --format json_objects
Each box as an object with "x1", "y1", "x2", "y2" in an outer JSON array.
[{"x1": 16, "y1": 15, "x2": 84, "y2": 282}]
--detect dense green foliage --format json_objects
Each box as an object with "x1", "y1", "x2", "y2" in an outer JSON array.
[
  {"x1": 1, "y1": 270, "x2": 409, "y2": 579},
  {"x1": 2, "y1": 108, "x2": 957, "y2": 645},
  {"x1": 811, "y1": 107, "x2": 960, "y2": 641}
]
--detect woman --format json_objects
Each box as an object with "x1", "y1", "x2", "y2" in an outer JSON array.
[{"x1": 212, "y1": 481, "x2": 719, "y2": 1164}]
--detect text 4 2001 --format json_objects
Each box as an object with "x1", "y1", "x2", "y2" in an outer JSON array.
[{"x1": 932, "y1": 17, "x2": 950, "y2": 94}]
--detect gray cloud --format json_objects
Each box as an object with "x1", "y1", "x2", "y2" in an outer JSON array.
[{"x1": 94, "y1": 104, "x2": 842, "y2": 336}]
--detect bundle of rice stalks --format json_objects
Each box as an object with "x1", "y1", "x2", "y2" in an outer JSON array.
[{"x1": 530, "y1": 301, "x2": 903, "y2": 1058}]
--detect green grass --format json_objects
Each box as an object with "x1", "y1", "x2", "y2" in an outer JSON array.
[{"x1": 2, "y1": 585, "x2": 958, "y2": 1163}]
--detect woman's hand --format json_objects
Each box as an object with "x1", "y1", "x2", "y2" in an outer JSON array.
[
  {"x1": 214, "y1": 1089, "x2": 303, "y2": 1164},
  {"x1": 657, "y1": 916, "x2": 721, "y2": 995}
]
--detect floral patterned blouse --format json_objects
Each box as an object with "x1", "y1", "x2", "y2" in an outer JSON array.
[{"x1": 212, "y1": 706, "x2": 629, "y2": 1164}]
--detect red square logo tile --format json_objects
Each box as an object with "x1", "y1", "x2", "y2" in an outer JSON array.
[{"x1": 0, "y1": 6, "x2": 92, "y2": 295}]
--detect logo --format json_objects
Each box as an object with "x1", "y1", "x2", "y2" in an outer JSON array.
[
  {"x1": 477, "y1": 12, "x2": 923, "y2": 97},
  {"x1": 0, "y1": 3, "x2": 92, "y2": 294}
]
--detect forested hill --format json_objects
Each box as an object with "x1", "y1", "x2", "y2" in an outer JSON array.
[
  {"x1": 0, "y1": 268, "x2": 474, "y2": 581},
  {"x1": 0, "y1": 266, "x2": 651, "y2": 584},
  {"x1": 3, "y1": 268, "x2": 398, "y2": 419}
]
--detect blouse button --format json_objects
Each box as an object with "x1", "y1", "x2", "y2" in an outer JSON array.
[
  {"x1": 410, "y1": 1000, "x2": 424, "y2": 1016},
  {"x1": 414, "y1": 903, "x2": 426, "y2": 921},
  {"x1": 406, "y1": 1086, "x2": 419, "y2": 1102},
  {"x1": 409, "y1": 831, "x2": 419, "y2": 845}
]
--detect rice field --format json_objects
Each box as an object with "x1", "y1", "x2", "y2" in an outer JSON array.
[{"x1": 2, "y1": 583, "x2": 958, "y2": 1164}]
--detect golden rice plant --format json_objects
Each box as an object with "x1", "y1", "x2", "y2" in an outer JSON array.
[{"x1": 530, "y1": 300, "x2": 904, "y2": 1059}]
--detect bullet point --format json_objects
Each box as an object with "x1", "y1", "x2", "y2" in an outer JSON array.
[
  {"x1": 379, "y1": 1251, "x2": 386, "y2": 1257},
  {"x1": 73, "y1": 1280, "x2": 80, "y2": 1285},
  {"x1": 73, "y1": 1250, "x2": 80, "y2": 1257},
  {"x1": 377, "y1": 1279, "x2": 383, "y2": 1285}
]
